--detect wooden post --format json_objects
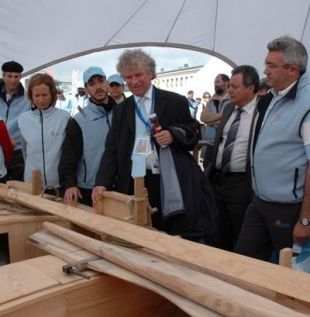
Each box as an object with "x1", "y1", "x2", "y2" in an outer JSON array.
[
  {"x1": 133, "y1": 177, "x2": 148, "y2": 226},
  {"x1": 276, "y1": 248, "x2": 293, "y2": 300},
  {"x1": 279, "y1": 248, "x2": 292, "y2": 268},
  {"x1": 32, "y1": 170, "x2": 42, "y2": 195}
]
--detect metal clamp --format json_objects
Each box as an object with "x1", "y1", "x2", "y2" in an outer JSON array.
[{"x1": 62, "y1": 256, "x2": 100, "y2": 279}]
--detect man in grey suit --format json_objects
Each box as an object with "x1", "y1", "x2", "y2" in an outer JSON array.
[{"x1": 208, "y1": 65, "x2": 259, "y2": 251}]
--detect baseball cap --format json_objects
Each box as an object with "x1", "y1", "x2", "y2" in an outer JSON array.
[
  {"x1": 108, "y1": 74, "x2": 124, "y2": 85},
  {"x1": 83, "y1": 66, "x2": 106, "y2": 84}
]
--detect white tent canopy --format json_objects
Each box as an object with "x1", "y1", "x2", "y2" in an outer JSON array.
[{"x1": 1, "y1": 0, "x2": 310, "y2": 76}]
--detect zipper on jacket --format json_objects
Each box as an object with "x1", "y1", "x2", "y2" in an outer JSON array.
[
  {"x1": 293, "y1": 168, "x2": 299, "y2": 199},
  {"x1": 40, "y1": 110, "x2": 48, "y2": 187},
  {"x1": 106, "y1": 112, "x2": 111, "y2": 128},
  {"x1": 5, "y1": 109, "x2": 9, "y2": 123},
  {"x1": 83, "y1": 158, "x2": 87, "y2": 183}
]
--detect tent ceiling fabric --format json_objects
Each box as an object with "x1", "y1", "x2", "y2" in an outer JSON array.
[{"x1": 0, "y1": 0, "x2": 310, "y2": 76}]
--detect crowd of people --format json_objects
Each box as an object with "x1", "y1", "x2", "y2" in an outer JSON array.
[{"x1": 0, "y1": 35, "x2": 309, "y2": 264}]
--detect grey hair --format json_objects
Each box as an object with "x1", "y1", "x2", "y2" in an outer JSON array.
[
  {"x1": 267, "y1": 36, "x2": 308, "y2": 73},
  {"x1": 231, "y1": 65, "x2": 260, "y2": 93},
  {"x1": 116, "y1": 49, "x2": 156, "y2": 79}
]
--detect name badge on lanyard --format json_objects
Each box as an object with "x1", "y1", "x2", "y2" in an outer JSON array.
[{"x1": 133, "y1": 137, "x2": 149, "y2": 155}]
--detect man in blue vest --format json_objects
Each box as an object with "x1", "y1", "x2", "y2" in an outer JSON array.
[
  {"x1": 235, "y1": 36, "x2": 310, "y2": 261},
  {"x1": 59, "y1": 67, "x2": 116, "y2": 206},
  {"x1": 0, "y1": 61, "x2": 30, "y2": 180}
]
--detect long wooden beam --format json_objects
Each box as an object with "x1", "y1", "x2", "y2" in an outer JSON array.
[
  {"x1": 32, "y1": 224, "x2": 307, "y2": 317},
  {"x1": 30, "y1": 229, "x2": 219, "y2": 317},
  {"x1": 0, "y1": 186, "x2": 310, "y2": 306}
]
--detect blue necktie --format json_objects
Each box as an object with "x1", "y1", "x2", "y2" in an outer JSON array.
[{"x1": 221, "y1": 108, "x2": 243, "y2": 173}]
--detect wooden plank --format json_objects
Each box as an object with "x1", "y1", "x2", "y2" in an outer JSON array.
[
  {"x1": 0, "y1": 211, "x2": 70, "y2": 262},
  {"x1": 0, "y1": 260, "x2": 59, "y2": 304},
  {"x1": 133, "y1": 177, "x2": 149, "y2": 225},
  {"x1": 0, "y1": 256, "x2": 187, "y2": 317},
  {"x1": 3, "y1": 295, "x2": 67, "y2": 317},
  {"x1": 30, "y1": 230, "x2": 219, "y2": 317},
  {"x1": 279, "y1": 248, "x2": 293, "y2": 268},
  {"x1": 32, "y1": 224, "x2": 308, "y2": 317},
  {"x1": 1, "y1": 187, "x2": 310, "y2": 305},
  {"x1": 32, "y1": 170, "x2": 42, "y2": 195},
  {"x1": 95, "y1": 195, "x2": 134, "y2": 222},
  {"x1": 6, "y1": 181, "x2": 32, "y2": 194}
]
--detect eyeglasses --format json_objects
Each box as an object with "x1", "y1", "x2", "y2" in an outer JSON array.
[{"x1": 264, "y1": 62, "x2": 290, "y2": 69}]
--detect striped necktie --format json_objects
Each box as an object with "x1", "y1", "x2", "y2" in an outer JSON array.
[{"x1": 221, "y1": 108, "x2": 243, "y2": 173}]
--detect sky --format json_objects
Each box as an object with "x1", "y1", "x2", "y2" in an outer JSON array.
[{"x1": 41, "y1": 47, "x2": 217, "y2": 83}]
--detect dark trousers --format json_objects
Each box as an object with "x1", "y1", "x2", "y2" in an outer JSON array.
[
  {"x1": 144, "y1": 172, "x2": 164, "y2": 231},
  {"x1": 203, "y1": 144, "x2": 214, "y2": 170},
  {"x1": 142, "y1": 172, "x2": 208, "y2": 244},
  {"x1": 0, "y1": 176, "x2": 6, "y2": 183},
  {"x1": 234, "y1": 195, "x2": 301, "y2": 262},
  {"x1": 78, "y1": 187, "x2": 93, "y2": 207},
  {"x1": 212, "y1": 171, "x2": 251, "y2": 251},
  {"x1": 6, "y1": 149, "x2": 24, "y2": 181}
]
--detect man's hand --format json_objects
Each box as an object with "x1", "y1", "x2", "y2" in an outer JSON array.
[
  {"x1": 92, "y1": 186, "x2": 107, "y2": 207},
  {"x1": 64, "y1": 187, "x2": 82, "y2": 205},
  {"x1": 293, "y1": 221, "x2": 310, "y2": 243},
  {"x1": 154, "y1": 130, "x2": 173, "y2": 147}
]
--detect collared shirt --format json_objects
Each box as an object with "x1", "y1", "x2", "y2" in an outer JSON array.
[
  {"x1": 216, "y1": 97, "x2": 256, "y2": 172},
  {"x1": 133, "y1": 85, "x2": 157, "y2": 171},
  {"x1": 134, "y1": 85, "x2": 153, "y2": 116},
  {"x1": 261, "y1": 80, "x2": 297, "y2": 128}
]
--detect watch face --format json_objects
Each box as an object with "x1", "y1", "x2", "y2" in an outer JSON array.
[{"x1": 301, "y1": 218, "x2": 310, "y2": 226}]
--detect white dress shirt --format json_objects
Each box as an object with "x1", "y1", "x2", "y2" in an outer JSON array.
[{"x1": 216, "y1": 97, "x2": 256, "y2": 172}]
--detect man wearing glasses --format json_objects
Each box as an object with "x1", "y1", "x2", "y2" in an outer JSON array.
[{"x1": 235, "y1": 36, "x2": 310, "y2": 261}]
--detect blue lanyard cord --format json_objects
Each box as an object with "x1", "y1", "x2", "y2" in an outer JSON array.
[
  {"x1": 135, "y1": 103, "x2": 153, "y2": 134},
  {"x1": 134, "y1": 89, "x2": 156, "y2": 135}
]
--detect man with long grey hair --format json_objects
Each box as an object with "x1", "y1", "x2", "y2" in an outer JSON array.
[{"x1": 235, "y1": 36, "x2": 310, "y2": 261}]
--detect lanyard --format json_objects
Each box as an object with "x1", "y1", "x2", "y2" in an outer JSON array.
[{"x1": 134, "y1": 89, "x2": 156, "y2": 134}]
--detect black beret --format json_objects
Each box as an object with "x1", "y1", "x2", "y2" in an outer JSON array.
[{"x1": 2, "y1": 61, "x2": 23, "y2": 73}]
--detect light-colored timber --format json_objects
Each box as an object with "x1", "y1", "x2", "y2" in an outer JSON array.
[
  {"x1": 29, "y1": 229, "x2": 219, "y2": 317},
  {"x1": 0, "y1": 208, "x2": 70, "y2": 263},
  {"x1": 0, "y1": 186, "x2": 308, "y2": 307},
  {"x1": 95, "y1": 177, "x2": 151, "y2": 225},
  {"x1": 29, "y1": 224, "x2": 308, "y2": 317},
  {"x1": 31, "y1": 170, "x2": 42, "y2": 195},
  {"x1": 0, "y1": 255, "x2": 187, "y2": 317}
]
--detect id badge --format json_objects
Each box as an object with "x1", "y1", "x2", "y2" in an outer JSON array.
[
  {"x1": 150, "y1": 148, "x2": 160, "y2": 174},
  {"x1": 133, "y1": 137, "x2": 149, "y2": 155}
]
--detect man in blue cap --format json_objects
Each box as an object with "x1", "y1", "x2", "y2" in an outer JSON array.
[
  {"x1": 59, "y1": 66, "x2": 116, "y2": 206},
  {"x1": 108, "y1": 73, "x2": 127, "y2": 104},
  {"x1": 0, "y1": 61, "x2": 30, "y2": 181}
]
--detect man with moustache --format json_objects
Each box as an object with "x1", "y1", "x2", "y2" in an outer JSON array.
[{"x1": 59, "y1": 67, "x2": 116, "y2": 206}]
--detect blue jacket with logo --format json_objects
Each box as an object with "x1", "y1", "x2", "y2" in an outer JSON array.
[{"x1": 252, "y1": 72, "x2": 310, "y2": 203}]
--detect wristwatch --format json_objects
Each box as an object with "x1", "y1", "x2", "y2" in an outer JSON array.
[{"x1": 300, "y1": 218, "x2": 310, "y2": 226}]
